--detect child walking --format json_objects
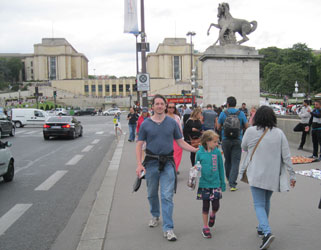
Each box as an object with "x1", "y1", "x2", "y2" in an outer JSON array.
[{"x1": 195, "y1": 130, "x2": 226, "y2": 238}]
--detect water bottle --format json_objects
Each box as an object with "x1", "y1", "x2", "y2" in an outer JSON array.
[{"x1": 196, "y1": 161, "x2": 202, "y2": 178}]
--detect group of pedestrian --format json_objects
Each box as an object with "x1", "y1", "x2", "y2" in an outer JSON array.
[
  {"x1": 134, "y1": 94, "x2": 296, "y2": 250},
  {"x1": 293, "y1": 99, "x2": 321, "y2": 161}
]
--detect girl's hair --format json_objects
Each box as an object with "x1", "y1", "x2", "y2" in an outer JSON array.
[
  {"x1": 190, "y1": 107, "x2": 202, "y2": 120},
  {"x1": 200, "y1": 130, "x2": 219, "y2": 150},
  {"x1": 253, "y1": 105, "x2": 276, "y2": 130}
]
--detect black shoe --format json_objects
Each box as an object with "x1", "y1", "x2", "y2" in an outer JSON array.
[
  {"x1": 260, "y1": 233, "x2": 275, "y2": 250},
  {"x1": 297, "y1": 146, "x2": 303, "y2": 150},
  {"x1": 176, "y1": 171, "x2": 180, "y2": 175}
]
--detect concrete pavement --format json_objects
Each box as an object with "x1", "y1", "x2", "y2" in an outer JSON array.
[{"x1": 77, "y1": 124, "x2": 321, "y2": 250}]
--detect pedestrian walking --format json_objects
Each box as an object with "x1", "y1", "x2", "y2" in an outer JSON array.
[
  {"x1": 239, "y1": 106, "x2": 296, "y2": 250},
  {"x1": 136, "y1": 94, "x2": 198, "y2": 241},
  {"x1": 136, "y1": 107, "x2": 150, "y2": 159},
  {"x1": 166, "y1": 102, "x2": 183, "y2": 173},
  {"x1": 183, "y1": 108, "x2": 203, "y2": 166},
  {"x1": 195, "y1": 130, "x2": 225, "y2": 239},
  {"x1": 127, "y1": 107, "x2": 139, "y2": 142},
  {"x1": 202, "y1": 104, "x2": 217, "y2": 131},
  {"x1": 217, "y1": 96, "x2": 248, "y2": 191},
  {"x1": 293, "y1": 100, "x2": 311, "y2": 150},
  {"x1": 113, "y1": 113, "x2": 123, "y2": 137},
  {"x1": 249, "y1": 106, "x2": 257, "y2": 126},
  {"x1": 239, "y1": 102, "x2": 249, "y2": 119},
  {"x1": 306, "y1": 99, "x2": 321, "y2": 160}
]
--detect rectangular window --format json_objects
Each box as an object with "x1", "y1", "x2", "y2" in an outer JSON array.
[
  {"x1": 133, "y1": 83, "x2": 137, "y2": 91},
  {"x1": 112, "y1": 84, "x2": 116, "y2": 92},
  {"x1": 119, "y1": 84, "x2": 124, "y2": 92},
  {"x1": 98, "y1": 85, "x2": 103, "y2": 92},
  {"x1": 126, "y1": 84, "x2": 130, "y2": 92},
  {"x1": 173, "y1": 56, "x2": 181, "y2": 81},
  {"x1": 31, "y1": 69, "x2": 33, "y2": 74},
  {"x1": 84, "y1": 85, "x2": 89, "y2": 92},
  {"x1": 105, "y1": 84, "x2": 110, "y2": 92},
  {"x1": 49, "y1": 56, "x2": 57, "y2": 80},
  {"x1": 31, "y1": 61, "x2": 33, "y2": 67},
  {"x1": 91, "y1": 85, "x2": 96, "y2": 92}
]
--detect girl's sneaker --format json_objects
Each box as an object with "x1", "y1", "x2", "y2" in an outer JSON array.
[
  {"x1": 208, "y1": 214, "x2": 216, "y2": 227},
  {"x1": 202, "y1": 227, "x2": 212, "y2": 238}
]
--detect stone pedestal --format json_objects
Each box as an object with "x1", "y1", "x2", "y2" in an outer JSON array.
[{"x1": 199, "y1": 45, "x2": 263, "y2": 108}]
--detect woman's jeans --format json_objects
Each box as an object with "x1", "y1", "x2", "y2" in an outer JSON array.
[
  {"x1": 128, "y1": 124, "x2": 136, "y2": 141},
  {"x1": 250, "y1": 186, "x2": 273, "y2": 235},
  {"x1": 145, "y1": 160, "x2": 175, "y2": 232}
]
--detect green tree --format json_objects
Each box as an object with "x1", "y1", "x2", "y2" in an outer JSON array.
[
  {"x1": 259, "y1": 47, "x2": 283, "y2": 78},
  {"x1": 7, "y1": 57, "x2": 23, "y2": 83},
  {"x1": 277, "y1": 64, "x2": 306, "y2": 95},
  {"x1": 264, "y1": 63, "x2": 282, "y2": 93}
]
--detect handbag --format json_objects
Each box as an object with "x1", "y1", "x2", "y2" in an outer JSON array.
[{"x1": 241, "y1": 128, "x2": 268, "y2": 183}]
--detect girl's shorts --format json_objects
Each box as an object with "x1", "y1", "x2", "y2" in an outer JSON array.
[{"x1": 197, "y1": 187, "x2": 222, "y2": 201}]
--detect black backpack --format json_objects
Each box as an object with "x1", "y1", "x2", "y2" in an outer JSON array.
[{"x1": 223, "y1": 110, "x2": 241, "y2": 138}]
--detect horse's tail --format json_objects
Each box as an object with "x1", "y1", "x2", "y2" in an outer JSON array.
[{"x1": 250, "y1": 21, "x2": 257, "y2": 33}]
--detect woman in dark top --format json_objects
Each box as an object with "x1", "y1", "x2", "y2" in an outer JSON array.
[
  {"x1": 183, "y1": 108, "x2": 203, "y2": 165},
  {"x1": 127, "y1": 107, "x2": 139, "y2": 142}
]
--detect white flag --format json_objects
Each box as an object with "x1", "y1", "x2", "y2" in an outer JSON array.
[{"x1": 124, "y1": 0, "x2": 139, "y2": 34}]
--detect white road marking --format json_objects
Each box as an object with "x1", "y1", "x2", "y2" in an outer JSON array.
[
  {"x1": 24, "y1": 131, "x2": 37, "y2": 135},
  {"x1": 0, "y1": 204, "x2": 32, "y2": 236},
  {"x1": 91, "y1": 139, "x2": 100, "y2": 144},
  {"x1": 15, "y1": 131, "x2": 25, "y2": 135},
  {"x1": 95, "y1": 131, "x2": 104, "y2": 135},
  {"x1": 66, "y1": 154, "x2": 83, "y2": 165},
  {"x1": 82, "y1": 145, "x2": 94, "y2": 152},
  {"x1": 35, "y1": 171, "x2": 68, "y2": 191}
]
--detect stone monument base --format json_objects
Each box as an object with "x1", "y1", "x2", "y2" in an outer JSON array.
[{"x1": 200, "y1": 45, "x2": 263, "y2": 108}]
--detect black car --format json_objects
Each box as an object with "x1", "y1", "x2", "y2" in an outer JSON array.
[
  {"x1": 43, "y1": 116, "x2": 83, "y2": 140},
  {"x1": 74, "y1": 108, "x2": 97, "y2": 116},
  {"x1": 0, "y1": 113, "x2": 15, "y2": 138}
]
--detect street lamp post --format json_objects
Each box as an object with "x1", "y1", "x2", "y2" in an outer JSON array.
[
  {"x1": 186, "y1": 31, "x2": 196, "y2": 76},
  {"x1": 134, "y1": 33, "x2": 140, "y2": 104},
  {"x1": 140, "y1": 0, "x2": 148, "y2": 108}
]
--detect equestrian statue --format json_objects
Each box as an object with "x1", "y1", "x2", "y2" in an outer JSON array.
[{"x1": 207, "y1": 2, "x2": 257, "y2": 46}]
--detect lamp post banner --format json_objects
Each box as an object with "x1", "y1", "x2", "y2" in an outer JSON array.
[{"x1": 124, "y1": 0, "x2": 139, "y2": 34}]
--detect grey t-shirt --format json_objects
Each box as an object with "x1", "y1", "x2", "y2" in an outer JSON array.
[
  {"x1": 202, "y1": 109, "x2": 217, "y2": 129},
  {"x1": 138, "y1": 116, "x2": 182, "y2": 155}
]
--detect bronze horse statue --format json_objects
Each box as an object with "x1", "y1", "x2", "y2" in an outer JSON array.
[{"x1": 207, "y1": 3, "x2": 257, "y2": 45}]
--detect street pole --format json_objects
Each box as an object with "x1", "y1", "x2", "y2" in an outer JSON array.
[
  {"x1": 308, "y1": 60, "x2": 311, "y2": 100},
  {"x1": 186, "y1": 31, "x2": 196, "y2": 76},
  {"x1": 134, "y1": 33, "x2": 140, "y2": 104},
  {"x1": 140, "y1": 0, "x2": 148, "y2": 107}
]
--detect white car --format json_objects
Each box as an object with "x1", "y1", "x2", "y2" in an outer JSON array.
[
  {"x1": 103, "y1": 108, "x2": 121, "y2": 116},
  {"x1": 0, "y1": 141, "x2": 14, "y2": 182},
  {"x1": 55, "y1": 108, "x2": 68, "y2": 115}
]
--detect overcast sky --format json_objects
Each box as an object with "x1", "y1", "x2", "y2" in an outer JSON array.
[{"x1": 0, "y1": 0, "x2": 320, "y2": 77}]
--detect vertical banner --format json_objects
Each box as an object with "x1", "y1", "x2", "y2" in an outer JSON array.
[{"x1": 124, "y1": 0, "x2": 139, "y2": 34}]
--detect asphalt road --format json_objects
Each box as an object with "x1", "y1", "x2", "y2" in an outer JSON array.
[{"x1": 0, "y1": 115, "x2": 118, "y2": 250}]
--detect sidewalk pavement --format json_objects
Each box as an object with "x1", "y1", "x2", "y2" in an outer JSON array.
[{"x1": 77, "y1": 126, "x2": 321, "y2": 250}]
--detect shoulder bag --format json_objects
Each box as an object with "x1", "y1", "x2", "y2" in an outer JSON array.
[{"x1": 241, "y1": 128, "x2": 268, "y2": 183}]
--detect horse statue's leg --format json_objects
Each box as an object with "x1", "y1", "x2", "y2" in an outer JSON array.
[{"x1": 207, "y1": 23, "x2": 220, "y2": 36}]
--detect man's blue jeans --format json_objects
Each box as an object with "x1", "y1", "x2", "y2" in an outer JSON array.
[
  {"x1": 145, "y1": 160, "x2": 175, "y2": 232},
  {"x1": 222, "y1": 139, "x2": 242, "y2": 188},
  {"x1": 250, "y1": 186, "x2": 273, "y2": 235},
  {"x1": 128, "y1": 124, "x2": 136, "y2": 141}
]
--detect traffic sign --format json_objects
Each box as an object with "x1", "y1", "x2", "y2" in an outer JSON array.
[{"x1": 137, "y1": 73, "x2": 150, "y2": 91}]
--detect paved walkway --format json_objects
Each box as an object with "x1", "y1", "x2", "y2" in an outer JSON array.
[{"x1": 78, "y1": 125, "x2": 321, "y2": 250}]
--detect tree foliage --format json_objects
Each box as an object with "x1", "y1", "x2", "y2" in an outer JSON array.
[{"x1": 259, "y1": 43, "x2": 320, "y2": 96}]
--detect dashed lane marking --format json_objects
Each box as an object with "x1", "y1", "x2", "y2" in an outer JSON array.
[
  {"x1": 91, "y1": 139, "x2": 100, "y2": 144},
  {"x1": 0, "y1": 204, "x2": 33, "y2": 236},
  {"x1": 95, "y1": 131, "x2": 104, "y2": 135},
  {"x1": 35, "y1": 171, "x2": 68, "y2": 191},
  {"x1": 81, "y1": 145, "x2": 94, "y2": 152},
  {"x1": 66, "y1": 155, "x2": 83, "y2": 165}
]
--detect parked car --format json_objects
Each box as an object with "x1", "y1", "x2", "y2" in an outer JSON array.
[
  {"x1": 55, "y1": 108, "x2": 68, "y2": 115},
  {"x1": 74, "y1": 108, "x2": 97, "y2": 116},
  {"x1": 10, "y1": 108, "x2": 48, "y2": 128},
  {"x1": 0, "y1": 141, "x2": 14, "y2": 182},
  {"x1": 0, "y1": 113, "x2": 15, "y2": 138},
  {"x1": 43, "y1": 116, "x2": 83, "y2": 140},
  {"x1": 103, "y1": 108, "x2": 121, "y2": 116}
]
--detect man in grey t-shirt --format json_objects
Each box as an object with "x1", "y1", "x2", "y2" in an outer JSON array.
[
  {"x1": 202, "y1": 104, "x2": 217, "y2": 131},
  {"x1": 136, "y1": 94, "x2": 197, "y2": 241}
]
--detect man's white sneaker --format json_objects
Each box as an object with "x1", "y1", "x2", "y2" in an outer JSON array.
[
  {"x1": 148, "y1": 217, "x2": 159, "y2": 227},
  {"x1": 163, "y1": 230, "x2": 177, "y2": 241}
]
